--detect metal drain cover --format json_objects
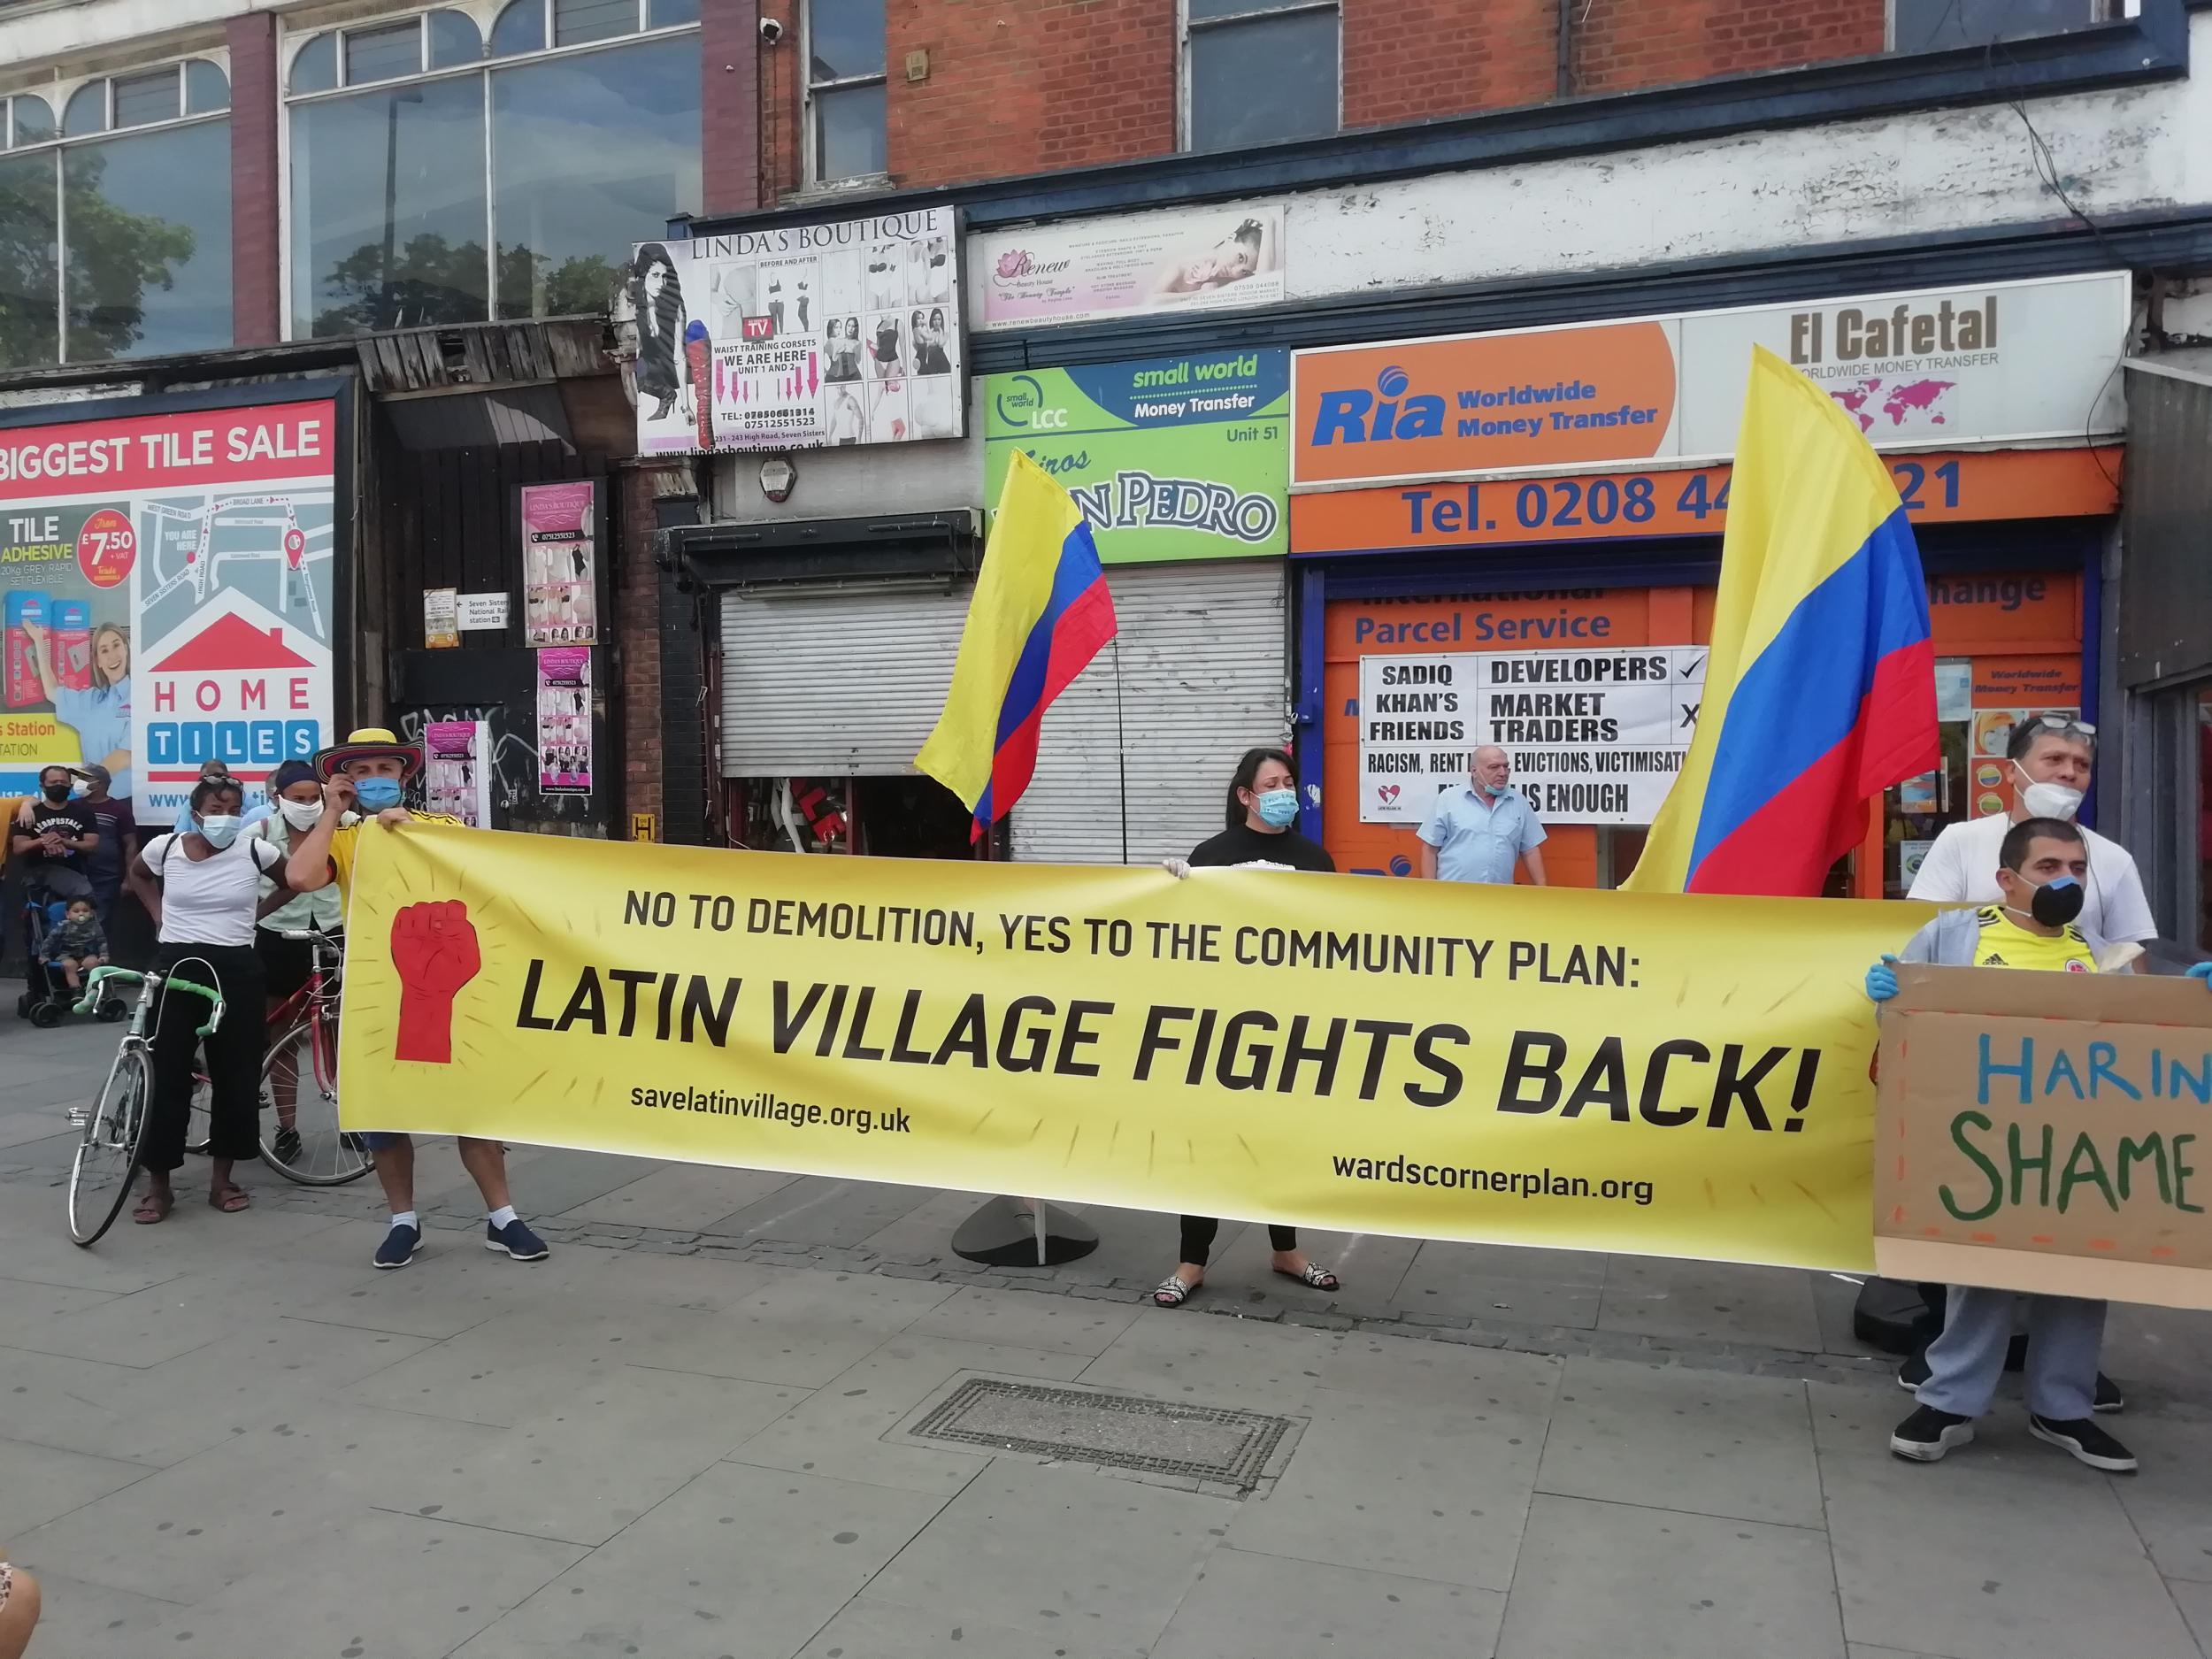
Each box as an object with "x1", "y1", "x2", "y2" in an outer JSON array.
[{"x1": 906, "y1": 1379, "x2": 1294, "y2": 1492}]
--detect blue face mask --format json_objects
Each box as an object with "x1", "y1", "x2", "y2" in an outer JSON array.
[
  {"x1": 352, "y1": 776, "x2": 404, "y2": 811},
  {"x1": 196, "y1": 814, "x2": 242, "y2": 849},
  {"x1": 1254, "y1": 787, "x2": 1299, "y2": 829}
]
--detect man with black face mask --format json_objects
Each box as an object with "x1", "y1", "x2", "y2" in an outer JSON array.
[
  {"x1": 10, "y1": 764, "x2": 99, "y2": 904},
  {"x1": 1866, "y1": 818, "x2": 2139, "y2": 1472}
]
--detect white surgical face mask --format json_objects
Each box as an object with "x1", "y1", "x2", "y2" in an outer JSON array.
[
  {"x1": 278, "y1": 797, "x2": 324, "y2": 831},
  {"x1": 2014, "y1": 762, "x2": 2085, "y2": 822}
]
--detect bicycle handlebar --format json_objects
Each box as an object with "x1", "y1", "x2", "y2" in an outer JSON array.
[{"x1": 74, "y1": 965, "x2": 227, "y2": 1037}]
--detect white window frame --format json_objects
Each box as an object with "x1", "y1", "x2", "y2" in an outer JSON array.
[
  {"x1": 1, "y1": 57, "x2": 232, "y2": 366},
  {"x1": 278, "y1": 1, "x2": 700, "y2": 342},
  {"x1": 802, "y1": 0, "x2": 889, "y2": 190},
  {"x1": 1178, "y1": 0, "x2": 1340, "y2": 155}
]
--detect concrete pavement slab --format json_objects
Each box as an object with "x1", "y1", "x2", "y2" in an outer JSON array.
[
  {"x1": 3, "y1": 1252, "x2": 373, "y2": 1368},
  {"x1": 906, "y1": 1284, "x2": 1144, "y2": 1356},
  {"x1": 0, "y1": 1347, "x2": 248, "y2": 1469},
  {"x1": 0, "y1": 1433, "x2": 155, "y2": 1536},
  {"x1": 1496, "y1": 1494, "x2": 1846, "y2": 1659},
  {"x1": 864, "y1": 1458, "x2": 1237, "y2": 1650},
  {"x1": 2112, "y1": 1417, "x2": 2212, "y2": 1584},
  {"x1": 121, "y1": 1509, "x2": 588, "y2": 1657},
  {"x1": 382, "y1": 1363, "x2": 801, "y2": 1546},
  {"x1": 1077, "y1": 1304, "x2": 1333, "y2": 1414},
  {"x1": 14, "y1": 1403, "x2": 509, "y2": 1604},
  {"x1": 288, "y1": 1242, "x2": 588, "y2": 1340},
  {"x1": 685, "y1": 1263, "x2": 958, "y2": 1387},
  {"x1": 0, "y1": 1272, "x2": 118, "y2": 1324},
  {"x1": 1849, "y1": 1648, "x2": 1962, "y2": 1659},
  {"x1": 1227, "y1": 1386, "x2": 1540, "y2": 1591},
  {"x1": 1536, "y1": 1356, "x2": 1824, "y2": 1528},
  {"x1": 1598, "y1": 1254, "x2": 1824, "y2": 1351},
  {"x1": 560, "y1": 1161, "x2": 803, "y2": 1229},
  {"x1": 1151, "y1": 1545, "x2": 1506, "y2": 1659},
  {"x1": 1814, "y1": 1387, "x2": 2199, "y2": 1659},
  {"x1": 564, "y1": 1240, "x2": 796, "y2": 1311},
  {"x1": 0, "y1": 1213, "x2": 185, "y2": 1294},
  {"x1": 0, "y1": 1106, "x2": 81, "y2": 1148},
  {"x1": 700, "y1": 1174, "x2": 935, "y2": 1247},
  {"x1": 733, "y1": 1333, "x2": 1087, "y2": 1494},
  {"x1": 1315, "y1": 1327, "x2": 1563, "y2": 1417},
  {"x1": 426, "y1": 1146, "x2": 666, "y2": 1218},
  {"x1": 340, "y1": 1297, "x2": 669, "y2": 1426},
  {"x1": 2099, "y1": 1302, "x2": 2212, "y2": 1410},
  {"x1": 2168, "y1": 1579, "x2": 2212, "y2": 1658},
  {"x1": 792, "y1": 1594, "x2": 1148, "y2": 1659},
  {"x1": 452, "y1": 1461, "x2": 948, "y2": 1659},
  {"x1": 1390, "y1": 1240, "x2": 1609, "y2": 1326}
]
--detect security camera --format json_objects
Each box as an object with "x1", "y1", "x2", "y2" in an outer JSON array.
[{"x1": 759, "y1": 17, "x2": 784, "y2": 44}]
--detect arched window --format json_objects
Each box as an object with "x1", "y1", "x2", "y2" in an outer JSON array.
[
  {"x1": 489, "y1": 0, "x2": 548, "y2": 58},
  {"x1": 62, "y1": 82, "x2": 108, "y2": 137},
  {"x1": 7, "y1": 93, "x2": 56, "y2": 148},
  {"x1": 428, "y1": 10, "x2": 484, "y2": 68},
  {"x1": 289, "y1": 33, "x2": 339, "y2": 95}
]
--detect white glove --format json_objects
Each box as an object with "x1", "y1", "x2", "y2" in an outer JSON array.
[{"x1": 1161, "y1": 857, "x2": 1191, "y2": 879}]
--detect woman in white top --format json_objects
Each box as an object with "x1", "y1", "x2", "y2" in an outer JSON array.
[{"x1": 123, "y1": 776, "x2": 290, "y2": 1223}]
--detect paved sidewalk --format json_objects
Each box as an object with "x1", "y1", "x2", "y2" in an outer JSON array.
[{"x1": 3, "y1": 1018, "x2": 2210, "y2": 1658}]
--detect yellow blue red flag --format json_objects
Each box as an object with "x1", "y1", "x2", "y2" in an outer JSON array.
[
  {"x1": 1624, "y1": 346, "x2": 1938, "y2": 895},
  {"x1": 918, "y1": 449, "x2": 1118, "y2": 837}
]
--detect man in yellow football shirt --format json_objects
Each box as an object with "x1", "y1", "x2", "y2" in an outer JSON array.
[
  {"x1": 1868, "y1": 817, "x2": 2162, "y2": 1473},
  {"x1": 286, "y1": 727, "x2": 548, "y2": 1271}
]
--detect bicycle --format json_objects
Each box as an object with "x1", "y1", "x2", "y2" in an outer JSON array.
[
  {"x1": 65, "y1": 965, "x2": 224, "y2": 1247},
  {"x1": 257, "y1": 928, "x2": 371, "y2": 1187}
]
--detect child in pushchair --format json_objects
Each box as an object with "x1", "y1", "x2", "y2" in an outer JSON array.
[{"x1": 16, "y1": 895, "x2": 127, "y2": 1028}]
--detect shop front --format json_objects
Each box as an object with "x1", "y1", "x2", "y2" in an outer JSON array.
[{"x1": 1286, "y1": 273, "x2": 2129, "y2": 895}]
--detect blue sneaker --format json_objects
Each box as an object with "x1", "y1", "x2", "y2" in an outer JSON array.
[
  {"x1": 373, "y1": 1223, "x2": 420, "y2": 1270},
  {"x1": 486, "y1": 1217, "x2": 548, "y2": 1261}
]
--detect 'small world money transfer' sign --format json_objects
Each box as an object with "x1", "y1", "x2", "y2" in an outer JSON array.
[{"x1": 1358, "y1": 646, "x2": 1709, "y2": 826}]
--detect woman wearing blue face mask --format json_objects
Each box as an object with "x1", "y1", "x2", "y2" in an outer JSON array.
[
  {"x1": 1153, "y1": 748, "x2": 1340, "y2": 1308},
  {"x1": 125, "y1": 776, "x2": 291, "y2": 1222}
]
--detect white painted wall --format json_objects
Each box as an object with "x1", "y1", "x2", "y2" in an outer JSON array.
[
  {"x1": 708, "y1": 382, "x2": 984, "y2": 521},
  {"x1": 966, "y1": 12, "x2": 2212, "y2": 326}
]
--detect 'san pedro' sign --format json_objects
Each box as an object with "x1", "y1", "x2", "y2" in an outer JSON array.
[{"x1": 1875, "y1": 967, "x2": 2212, "y2": 1311}]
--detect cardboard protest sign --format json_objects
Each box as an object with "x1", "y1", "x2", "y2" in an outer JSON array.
[{"x1": 1875, "y1": 965, "x2": 2212, "y2": 1310}]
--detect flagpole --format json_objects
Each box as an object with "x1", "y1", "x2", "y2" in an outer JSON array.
[{"x1": 1112, "y1": 635, "x2": 1129, "y2": 865}]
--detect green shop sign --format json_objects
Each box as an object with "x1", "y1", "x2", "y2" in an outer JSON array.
[{"x1": 983, "y1": 350, "x2": 1289, "y2": 564}]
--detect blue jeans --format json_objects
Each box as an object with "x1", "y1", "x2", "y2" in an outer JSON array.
[{"x1": 1917, "y1": 1286, "x2": 2104, "y2": 1421}]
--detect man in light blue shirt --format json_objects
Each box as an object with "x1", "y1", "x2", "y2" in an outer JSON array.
[{"x1": 1417, "y1": 746, "x2": 1548, "y2": 887}]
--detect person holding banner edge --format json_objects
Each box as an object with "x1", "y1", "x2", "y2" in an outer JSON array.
[
  {"x1": 1895, "y1": 718, "x2": 2152, "y2": 1410},
  {"x1": 1867, "y1": 816, "x2": 2212, "y2": 1471},
  {"x1": 1156, "y1": 747, "x2": 1340, "y2": 1307},
  {"x1": 284, "y1": 727, "x2": 549, "y2": 1271}
]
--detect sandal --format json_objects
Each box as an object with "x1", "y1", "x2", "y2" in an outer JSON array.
[
  {"x1": 207, "y1": 1185, "x2": 250, "y2": 1214},
  {"x1": 1152, "y1": 1276, "x2": 1198, "y2": 1308},
  {"x1": 1273, "y1": 1263, "x2": 1340, "y2": 1291},
  {"x1": 133, "y1": 1188, "x2": 173, "y2": 1225}
]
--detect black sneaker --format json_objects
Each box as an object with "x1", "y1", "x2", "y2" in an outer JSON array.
[
  {"x1": 373, "y1": 1222, "x2": 420, "y2": 1270},
  {"x1": 1897, "y1": 1350, "x2": 1931, "y2": 1393},
  {"x1": 2093, "y1": 1372, "x2": 2124, "y2": 1414},
  {"x1": 2029, "y1": 1414, "x2": 2137, "y2": 1473},
  {"x1": 270, "y1": 1126, "x2": 303, "y2": 1166},
  {"x1": 486, "y1": 1217, "x2": 549, "y2": 1261},
  {"x1": 1890, "y1": 1404, "x2": 1974, "y2": 1462}
]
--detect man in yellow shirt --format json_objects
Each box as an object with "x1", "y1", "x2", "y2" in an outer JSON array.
[
  {"x1": 286, "y1": 727, "x2": 548, "y2": 1271},
  {"x1": 1866, "y1": 818, "x2": 2127, "y2": 1471}
]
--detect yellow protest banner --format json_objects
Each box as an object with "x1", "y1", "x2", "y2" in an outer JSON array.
[{"x1": 336, "y1": 824, "x2": 1929, "y2": 1271}]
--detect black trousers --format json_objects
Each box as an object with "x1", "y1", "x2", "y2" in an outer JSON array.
[
  {"x1": 142, "y1": 942, "x2": 265, "y2": 1174},
  {"x1": 1179, "y1": 1217, "x2": 1296, "y2": 1267}
]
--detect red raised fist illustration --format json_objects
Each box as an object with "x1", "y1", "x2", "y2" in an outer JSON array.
[{"x1": 391, "y1": 899, "x2": 480, "y2": 1064}]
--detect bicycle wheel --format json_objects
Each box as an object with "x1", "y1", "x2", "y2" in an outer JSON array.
[
  {"x1": 69, "y1": 1047, "x2": 151, "y2": 1247},
  {"x1": 259, "y1": 1014, "x2": 371, "y2": 1186}
]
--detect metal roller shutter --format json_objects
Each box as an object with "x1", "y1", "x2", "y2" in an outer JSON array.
[
  {"x1": 719, "y1": 584, "x2": 974, "y2": 775},
  {"x1": 1013, "y1": 561, "x2": 1288, "y2": 867}
]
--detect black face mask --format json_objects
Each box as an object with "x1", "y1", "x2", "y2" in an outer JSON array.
[
  {"x1": 2015, "y1": 873, "x2": 2085, "y2": 928},
  {"x1": 42, "y1": 784, "x2": 71, "y2": 804}
]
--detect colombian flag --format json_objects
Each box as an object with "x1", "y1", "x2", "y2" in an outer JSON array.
[
  {"x1": 1624, "y1": 346, "x2": 1938, "y2": 895},
  {"x1": 918, "y1": 449, "x2": 1118, "y2": 839}
]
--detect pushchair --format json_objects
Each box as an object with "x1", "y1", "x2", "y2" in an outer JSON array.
[{"x1": 15, "y1": 896, "x2": 127, "y2": 1029}]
